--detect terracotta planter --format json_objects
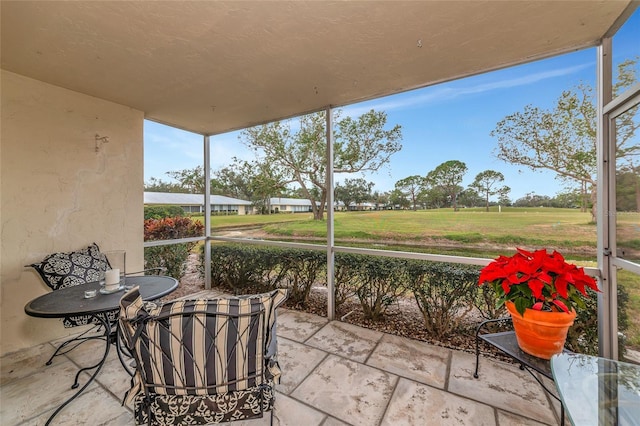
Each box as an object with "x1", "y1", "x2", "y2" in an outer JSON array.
[{"x1": 505, "y1": 300, "x2": 576, "y2": 359}]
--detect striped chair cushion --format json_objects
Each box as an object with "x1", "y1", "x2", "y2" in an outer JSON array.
[{"x1": 119, "y1": 288, "x2": 287, "y2": 397}]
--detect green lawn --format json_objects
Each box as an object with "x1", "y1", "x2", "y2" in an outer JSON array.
[
  {"x1": 263, "y1": 207, "x2": 599, "y2": 250},
  {"x1": 191, "y1": 212, "x2": 314, "y2": 228}
]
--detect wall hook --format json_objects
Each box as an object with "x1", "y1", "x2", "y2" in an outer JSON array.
[{"x1": 95, "y1": 134, "x2": 110, "y2": 152}]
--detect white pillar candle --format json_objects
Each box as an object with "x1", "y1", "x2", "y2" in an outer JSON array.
[{"x1": 105, "y1": 269, "x2": 120, "y2": 288}]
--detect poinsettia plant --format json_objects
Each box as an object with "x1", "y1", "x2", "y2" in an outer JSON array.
[{"x1": 479, "y1": 248, "x2": 600, "y2": 316}]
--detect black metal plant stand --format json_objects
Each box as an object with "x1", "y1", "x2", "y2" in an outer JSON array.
[{"x1": 474, "y1": 318, "x2": 566, "y2": 426}]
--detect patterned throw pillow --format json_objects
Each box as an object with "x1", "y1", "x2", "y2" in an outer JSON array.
[{"x1": 30, "y1": 243, "x2": 109, "y2": 290}]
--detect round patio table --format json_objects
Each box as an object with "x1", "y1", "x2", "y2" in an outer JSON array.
[{"x1": 25, "y1": 275, "x2": 178, "y2": 426}]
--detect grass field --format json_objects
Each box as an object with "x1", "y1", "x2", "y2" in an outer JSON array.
[
  {"x1": 195, "y1": 213, "x2": 311, "y2": 227},
  {"x1": 199, "y1": 207, "x2": 596, "y2": 242},
  {"x1": 193, "y1": 207, "x2": 640, "y2": 349},
  {"x1": 263, "y1": 207, "x2": 599, "y2": 248},
  {"x1": 199, "y1": 206, "x2": 639, "y2": 251}
]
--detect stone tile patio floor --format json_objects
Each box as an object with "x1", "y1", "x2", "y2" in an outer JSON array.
[{"x1": 1, "y1": 291, "x2": 565, "y2": 425}]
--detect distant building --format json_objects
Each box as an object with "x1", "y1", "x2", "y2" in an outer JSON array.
[
  {"x1": 144, "y1": 192, "x2": 324, "y2": 215},
  {"x1": 347, "y1": 202, "x2": 376, "y2": 211},
  {"x1": 144, "y1": 192, "x2": 253, "y2": 215},
  {"x1": 269, "y1": 197, "x2": 315, "y2": 213}
]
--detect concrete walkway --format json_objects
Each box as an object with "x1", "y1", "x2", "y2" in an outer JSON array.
[{"x1": 1, "y1": 303, "x2": 564, "y2": 425}]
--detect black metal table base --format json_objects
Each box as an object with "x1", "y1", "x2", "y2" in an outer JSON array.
[
  {"x1": 474, "y1": 318, "x2": 566, "y2": 426},
  {"x1": 45, "y1": 325, "x2": 106, "y2": 366},
  {"x1": 44, "y1": 314, "x2": 111, "y2": 426}
]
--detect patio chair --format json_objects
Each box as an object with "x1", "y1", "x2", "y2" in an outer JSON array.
[{"x1": 118, "y1": 287, "x2": 288, "y2": 425}]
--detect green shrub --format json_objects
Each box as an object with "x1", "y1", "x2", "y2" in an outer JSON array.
[
  {"x1": 201, "y1": 244, "x2": 327, "y2": 306},
  {"x1": 203, "y1": 244, "x2": 291, "y2": 294},
  {"x1": 258, "y1": 247, "x2": 292, "y2": 291},
  {"x1": 207, "y1": 244, "x2": 280, "y2": 294},
  {"x1": 281, "y1": 250, "x2": 326, "y2": 307},
  {"x1": 472, "y1": 281, "x2": 508, "y2": 320},
  {"x1": 333, "y1": 253, "x2": 361, "y2": 310},
  {"x1": 566, "y1": 286, "x2": 629, "y2": 356},
  {"x1": 407, "y1": 261, "x2": 480, "y2": 338},
  {"x1": 200, "y1": 244, "x2": 486, "y2": 325},
  {"x1": 144, "y1": 216, "x2": 203, "y2": 280},
  {"x1": 144, "y1": 205, "x2": 186, "y2": 220},
  {"x1": 349, "y1": 255, "x2": 407, "y2": 321}
]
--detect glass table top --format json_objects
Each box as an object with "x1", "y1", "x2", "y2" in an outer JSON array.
[{"x1": 551, "y1": 353, "x2": 640, "y2": 426}]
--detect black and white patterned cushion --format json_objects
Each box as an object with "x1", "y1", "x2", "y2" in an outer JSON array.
[
  {"x1": 30, "y1": 243, "x2": 109, "y2": 291},
  {"x1": 30, "y1": 243, "x2": 116, "y2": 328}
]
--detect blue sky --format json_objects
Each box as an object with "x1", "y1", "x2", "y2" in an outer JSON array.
[{"x1": 145, "y1": 11, "x2": 639, "y2": 201}]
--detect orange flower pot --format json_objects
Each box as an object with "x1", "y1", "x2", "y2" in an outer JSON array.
[{"x1": 505, "y1": 301, "x2": 576, "y2": 359}]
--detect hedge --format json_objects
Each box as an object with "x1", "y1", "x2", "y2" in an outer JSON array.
[
  {"x1": 198, "y1": 243, "x2": 627, "y2": 350},
  {"x1": 144, "y1": 205, "x2": 186, "y2": 220}
]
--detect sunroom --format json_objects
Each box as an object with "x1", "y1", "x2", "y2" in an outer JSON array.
[{"x1": 1, "y1": 1, "x2": 639, "y2": 425}]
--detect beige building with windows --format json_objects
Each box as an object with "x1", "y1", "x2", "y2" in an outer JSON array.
[{"x1": 144, "y1": 192, "x2": 253, "y2": 215}]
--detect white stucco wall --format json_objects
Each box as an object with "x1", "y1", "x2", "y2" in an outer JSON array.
[{"x1": 0, "y1": 70, "x2": 145, "y2": 355}]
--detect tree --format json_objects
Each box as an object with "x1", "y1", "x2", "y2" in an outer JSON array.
[
  {"x1": 617, "y1": 165, "x2": 640, "y2": 212},
  {"x1": 144, "y1": 177, "x2": 188, "y2": 193},
  {"x1": 492, "y1": 58, "x2": 640, "y2": 220},
  {"x1": 395, "y1": 175, "x2": 426, "y2": 210},
  {"x1": 241, "y1": 109, "x2": 402, "y2": 220},
  {"x1": 250, "y1": 161, "x2": 288, "y2": 213},
  {"x1": 457, "y1": 188, "x2": 484, "y2": 208},
  {"x1": 335, "y1": 178, "x2": 374, "y2": 210},
  {"x1": 371, "y1": 190, "x2": 390, "y2": 210},
  {"x1": 159, "y1": 166, "x2": 229, "y2": 194},
  {"x1": 551, "y1": 190, "x2": 582, "y2": 208},
  {"x1": 513, "y1": 192, "x2": 552, "y2": 207},
  {"x1": 469, "y1": 170, "x2": 511, "y2": 212},
  {"x1": 214, "y1": 158, "x2": 286, "y2": 213},
  {"x1": 388, "y1": 188, "x2": 411, "y2": 209},
  {"x1": 426, "y1": 160, "x2": 468, "y2": 211},
  {"x1": 422, "y1": 186, "x2": 448, "y2": 209},
  {"x1": 498, "y1": 193, "x2": 512, "y2": 207},
  {"x1": 214, "y1": 162, "x2": 252, "y2": 199},
  {"x1": 165, "y1": 166, "x2": 207, "y2": 194}
]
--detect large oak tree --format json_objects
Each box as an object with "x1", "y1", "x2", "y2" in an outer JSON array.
[
  {"x1": 241, "y1": 109, "x2": 402, "y2": 220},
  {"x1": 491, "y1": 58, "x2": 639, "y2": 220}
]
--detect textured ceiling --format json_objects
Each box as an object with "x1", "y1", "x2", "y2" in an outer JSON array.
[{"x1": 1, "y1": 1, "x2": 636, "y2": 135}]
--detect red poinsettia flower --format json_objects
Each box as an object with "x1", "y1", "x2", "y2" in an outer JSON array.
[{"x1": 478, "y1": 248, "x2": 600, "y2": 316}]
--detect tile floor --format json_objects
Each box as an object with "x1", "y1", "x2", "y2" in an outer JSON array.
[{"x1": 1, "y1": 295, "x2": 565, "y2": 425}]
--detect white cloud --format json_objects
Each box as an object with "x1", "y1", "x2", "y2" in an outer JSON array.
[
  {"x1": 210, "y1": 133, "x2": 253, "y2": 169},
  {"x1": 343, "y1": 62, "x2": 591, "y2": 117}
]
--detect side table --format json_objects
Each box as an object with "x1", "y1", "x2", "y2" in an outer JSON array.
[{"x1": 474, "y1": 318, "x2": 566, "y2": 425}]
